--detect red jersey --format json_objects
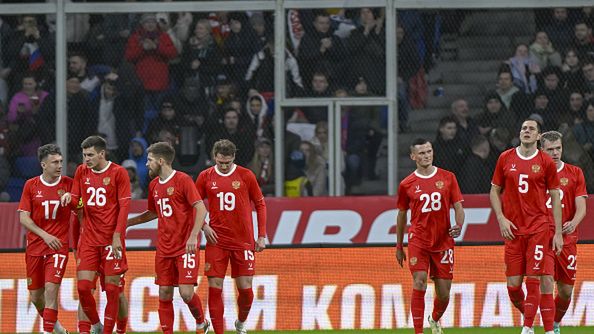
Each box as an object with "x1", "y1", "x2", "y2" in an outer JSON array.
[
  {"x1": 491, "y1": 147, "x2": 559, "y2": 235},
  {"x1": 18, "y1": 176, "x2": 73, "y2": 256},
  {"x1": 546, "y1": 162, "x2": 587, "y2": 243},
  {"x1": 396, "y1": 167, "x2": 463, "y2": 251},
  {"x1": 148, "y1": 171, "x2": 202, "y2": 257},
  {"x1": 71, "y1": 162, "x2": 131, "y2": 246},
  {"x1": 196, "y1": 164, "x2": 266, "y2": 250}
]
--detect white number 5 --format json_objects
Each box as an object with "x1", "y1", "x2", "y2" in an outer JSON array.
[
  {"x1": 518, "y1": 174, "x2": 529, "y2": 194},
  {"x1": 534, "y1": 245, "x2": 544, "y2": 261}
]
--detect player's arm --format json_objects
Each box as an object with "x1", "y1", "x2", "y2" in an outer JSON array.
[
  {"x1": 248, "y1": 171, "x2": 267, "y2": 252},
  {"x1": 489, "y1": 184, "x2": 517, "y2": 240},
  {"x1": 549, "y1": 188, "x2": 563, "y2": 254},
  {"x1": 127, "y1": 210, "x2": 158, "y2": 228},
  {"x1": 564, "y1": 196, "x2": 586, "y2": 234},
  {"x1": 395, "y1": 209, "x2": 407, "y2": 267},
  {"x1": 113, "y1": 168, "x2": 132, "y2": 259},
  {"x1": 186, "y1": 200, "x2": 207, "y2": 254},
  {"x1": 19, "y1": 211, "x2": 62, "y2": 250},
  {"x1": 449, "y1": 201, "x2": 464, "y2": 238}
]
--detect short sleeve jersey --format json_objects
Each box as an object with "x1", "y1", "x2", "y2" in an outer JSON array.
[
  {"x1": 546, "y1": 162, "x2": 587, "y2": 243},
  {"x1": 148, "y1": 171, "x2": 202, "y2": 257},
  {"x1": 491, "y1": 147, "x2": 559, "y2": 235},
  {"x1": 18, "y1": 176, "x2": 73, "y2": 256},
  {"x1": 396, "y1": 167, "x2": 463, "y2": 251},
  {"x1": 71, "y1": 162, "x2": 131, "y2": 246},
  {"x1": 196, "y1": 164, "x2": 264, "y2": 250}
]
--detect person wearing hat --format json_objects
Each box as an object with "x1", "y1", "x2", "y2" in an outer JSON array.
[
  {"x1": 247, "y1": 137, "x2": 274, "y2": 196},
  {"x1": 476, "y1": 92, "x2": 516, "y2": 137},
  {"x1": 122, "y1": 159, "x2": 144, "y2": 199},
  {"x1": 146, "y1": 97, "x2": 182, "y2": 144}
]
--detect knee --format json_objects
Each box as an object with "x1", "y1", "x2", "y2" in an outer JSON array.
[
  {"x1": 540, "y1": 276, "x2": 555, "y2": 294},
  {"x1": 29, "y1": 291, "x2": 43, "y2": 305},
  {"x1": 179, "y1": 290, "x2": 194, "y2": 303},
  {"x1": 413, "y1": 278, "x2": 427, "y2": 290}
]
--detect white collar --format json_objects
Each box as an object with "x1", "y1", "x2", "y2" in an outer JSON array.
[
  {"x1": 159, "y1": 170, "x2": 177, "y2": 184},
  {"x1": 91, "y1": 161, "x2": 112, "y2": 174},
  {"x1": 39, "y1": 175, "x2": 61, "y2": 187},
  {"x1": 215, "y1": 164, "x2": 237, "y2": 177}
]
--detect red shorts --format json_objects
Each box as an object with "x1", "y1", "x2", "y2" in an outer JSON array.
[
  {"x1": 26, "y1": 247, "x2": 69, "y2": 290},
  {"x1": 205, "y1": 244, "x2": 255, "y2": 278},
  {"x1": 555, "y1": 241, "x2": 577, "y2": 285},
  {"x1": 504, "y1": 229, "x2": 554, "y2": 277},
  {"x1": 155, "y1": 253, "x2": 200, "y2": 286},
  {"x1": 407, "y1": 243, "x2": 454, "y2": 280},
  {"x1": 77, "y1": 238, "x2": 127, "y2": 276}
]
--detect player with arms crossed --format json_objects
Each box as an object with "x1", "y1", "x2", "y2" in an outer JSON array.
[
  {"x1": 19, "y1": 144, "x2": 71, "y2": 334},
  {"x1": 61, "y1": 136, "x2": 131, "y2": 334},
  {"x1": 395, "y1": 138, "x2": 464, "y2": 334},
  {"x1": 540, "y1": 131, "x2": 587, "y2": 334},
  {"x1": 195, "y1": 139, "x2": 267, "y2": 334},
  {"x1": 490, "y1": 119, "x2": 563, "y2": 334},
  {"x1": 127, "y1": 142, "x2": 210, "y2": 333}
]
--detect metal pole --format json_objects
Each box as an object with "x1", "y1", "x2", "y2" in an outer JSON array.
[
  {"x1": 387, "y1": 0, "x2": 397, "y2": 195},
  {"x1": 55, "y1": 0, "x2": 67, "y2": 165},
  {"x1": 273, "y1": 0, "x2": 286, "y2": 196}
]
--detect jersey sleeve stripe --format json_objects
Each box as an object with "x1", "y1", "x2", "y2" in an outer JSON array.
[{"x1": 119, "y1": 196, "x2": 132, "y2": 201}]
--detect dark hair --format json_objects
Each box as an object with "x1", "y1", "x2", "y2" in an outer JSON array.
[
  {"x1": 68, "y1": 51, "x2": 88, "y2": 62},
  {"x1": 147, "y1": 141, "x2": 175, "y2": 164},
  {"x1": 212, "y1": 139, "x2": 237, "y2": 158},
  {"x1": 523, "y1": 117, "x2": 542, "y2": 133},
  {"x1": 81, "y1": 135, "x2": 107, "y2": 152},
  {"x1": 540, "y1": 130, "x2": 563, "y2": 146},
  {"x1": 409, "y1": 138, "x2": 430, "y2": 153},
  {"x1": 438, "y1": 115, "x2": 457, "y2": 128},
  {"x1": 38, "y1": 144, "x2": 62, "y2": 162},
  {"x1": 471, "y1": 135, "x2": 489, "y2": 150}
]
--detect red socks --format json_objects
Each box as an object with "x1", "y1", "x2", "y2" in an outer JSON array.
[
  {"x1": 158, "y1": 299, "x2": 174, "y2": 334},
  {"x1": 555, "y1": 295, "x2": 571, "y2": 323},
  {"x1": 104, "y1": 283, "x2": 120, "y2": 333},
  {"x1": 507, "y1": 285, "x2": 526, "y2": 314},
  {"x1": 116, "y1": 316, "x2": 128, "y2": 334},
  {"x1": 42, "y1": 308, "x2": 58, "y2": 333},
  {"x1": 432, "y1": 297, "x2": 449, "y2": 322},
  {"x1": 185, "y1": 293, "x2": 205, "y2": 324},
  {"x1": 209, "y1": 287, "x2": 224, "y2": 334},
  {"x1": 78, "y1": 320, "x2": 92, "y2": 334},
  {"x1": 411, "y1": 288, "x2": 425, "y2": 333},
  {"x1": 523, "y1": 277, "x2": 541, "y2": 328},
  {"x1": 237, "y1": 288, "x2": 254, "y2": 322},
  {"x1": 77, "y1": 279, "x2": 100, "y2": 324},
  {"x1": 540, "y1": 293, "x2": 555, "y2": 332}
]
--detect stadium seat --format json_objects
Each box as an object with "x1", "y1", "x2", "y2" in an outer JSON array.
[
  {"x1": 14, "y1": 156, "x2": 42, "y2": 179},
  {"x1": 5, "y1": 177, "x2": 25, "y2": 202}
]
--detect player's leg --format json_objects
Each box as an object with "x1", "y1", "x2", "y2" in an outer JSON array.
[
  {"x1": 158, "y1": 285, "x2": 176, "y2": 334},
  {"x1": 505, "y1": 238, "x2": 526, "y2": 314},
  {"x1": 26, "y1": 253, "x2": 46, "y2": 313},
  {"x1": 102, "y1": 241, "x2": 128, "y2": 334},
  {"x1": 230, "y1": 249, "x2": 256, "y2": 333},
  {"x1": 42, "y1": 250, "x2": 69, "y2": 334},
  {"x1": 554, "y1": 282, "x2": 573, "y2": 333},
  {"x1": 539, "y1": 231, "x2": 557, "y2": 334},
  {"x1": 176, "y1": 252, "x2": 208, "y2": 333},
  {"x1": 76, "y1": 243, "x2": 103, "y2": 331},
  {"x1": 524, "y1": 231, "x2": 550, "y2": 331},
  {"x1": 206, "y1": 244, "x2": 230, "y2": 334},
  {"x1": 408, "y1": 244, "x2": 430, "y2": 334},
  {"x1": 116, "y1": 277, "x2": 128, "y2": 334},
  {"x1": 554, "y1": 242, "x2": 577, "y2": 333}
]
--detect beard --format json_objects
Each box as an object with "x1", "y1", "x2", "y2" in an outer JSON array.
[{"x1": 148, "y1": 166, "x2": 160, "y2": 180}]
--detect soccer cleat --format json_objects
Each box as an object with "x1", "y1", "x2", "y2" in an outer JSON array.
[
  {"x1": 428, "y1": 315, "x2": 444, "y2": 334},
  {"x1": 235, "y1": 319, "x2": 247, "y2": 334},
  {"x1": 520, "y1": 326, "x2": 534, "y2": 334},
  {"x1": 90, "y1": 322, "x2": 103, "y2": 334},
  {"x1": 196, "y1": 319, "x2": 210, "y2": 334},
  {"x1": 553, "y1": 322, "x2": 561, "y2": 334},
  {"x1": 53, "y1": 320, "x2": 69, "y2": 334}
]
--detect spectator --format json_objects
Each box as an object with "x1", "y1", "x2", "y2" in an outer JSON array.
[
  {"x1": 529, "y1": 31, "x2": 562, "y2": 70},
  {"x1": 175, "y1": 76, "x2": 208, "y2": 133},
  {"x1": 432, "y1": 116, "x2": 466, "y2": 174},
  {"x1": 476, "y1": 93, "x2": 516, "y2": 137},
  {"x1": 250, "y1": 13, "x2": 270, "y2": 51},
  {"x1": 488, "y1": 127, "x2": 512, "y2": 159},
  {"x1": 582, "y1": 59, "x2": 594, "y2": 95},
  {"x1": 494, "y1": 71, "x2": 529, "y2": 119},
  {"x1": 529, "y1": 90, "x2": 558, "y2": 131},
  {"x1": 541, "y1": 66, "x2": 569, "y2": 118},
  {"x1": 222, "y1": 12, "x2": 258, "y2": 85},
  {"x1": 572, "y1": 98, "x2": 594, "y2": 160},
  {"x1": 460, "y1": 135, "x2": 494, "y2": 194},
  {"x1": 207, "y1": 74, "x2": 235, "y2": 116},
  {"x1": 543, "y1": 8, "x2": 575, "y2": 53},
  {"x1": 396, "y1": 24, "x2": 419, "y2": 132},
  {"x1": 247, "y1": 137, "x2": 274, "y2": 196},
  {"x1": 121, "y1": 159, "x2": 144, "y2": 199},
  {"x1": 68, "y1": 52, "x2": 100, "y2": 101},
  {"x1": 245, "y1": 93, "x2": 271, "y2": 140},
  {"x1": 310, "y1": 121, "x2": 329, "y2": 163},
  {"x1": 155, "y1": 12, "x2": 186, "y2": 88},
  {"x1": 562, "y1": 91, "x2": 586, "y2": 126},
  {"x1": 0, "y1": 18, "x2": 12, "y2": 107},
  {"x1": 96, "y1": 79, "x2": 118, "y2": 153},
  {"x1": 182, "y1": 19, "x2": 222, "y2": 90},
  {"x1": 561, "y1": 48, "x2": 585, "y2": 91},
  {"x1": 205, "y1": 108, "x2": 255, "y2": 166},
  {"x1": 573, "y1": 21, "x2": 594, "y2": 60},
  {"x1": 128, "y1": 137, "x2": 149, "y2": 189},
  {"x1": 299, "y1": 140, "x2": 328, "y2": 196},
  {"x1": 65, "y1": 76, "x2": 95, "y2": 161},
  {"x1": 124, "y1": 13, "x2": 177, "y2": 118},
  {"x1": 450, "y1": 99, "x2": 479, "y2": 148},
  {"x1": 507, "y1": 44, "x2": 539, "y2": 93},
  {"x1": 7, "y1": 73, "x2": 48, "y2": 157},
  {"x1": 85, "y1": 13, "x2": 132, "y2": 66},
  {"x1": 146, "y1": 97, "x2": 182, "y2": 144}
]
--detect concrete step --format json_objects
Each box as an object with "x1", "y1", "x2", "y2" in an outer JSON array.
[
  {"x1": 434, "y1": 60, "x2": 502, "y2": 73},
  {"x1": 397, "y1": 131, "x2": 436, "y2": 153},
  {"x1": 426, "y1": 93, "x2": 484, "y2": 109},
  {"x1": 408, "y1": 108, "x2": 450, "y2": 122},
  {"x1": 458, "y1": 47, "x2": 514, "y2": 61},
  {"x1": 428, "y1": 83, "x2": 486, "y2": 96},
  {"x1": 512, "y1": 35, "x2": 534, "y2": 46},
  {"x1": 448, "y1": 35, "x2": 513, "y2": 49},
  {"x1": 438, "y1": 71, "x2": 497, "y2": 85}
]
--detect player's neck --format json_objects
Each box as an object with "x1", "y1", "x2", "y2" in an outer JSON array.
[
  {"x1": 518, "y1": 143, "x2": 537, "y2": 157},
  {"x1": 41, "y1": 173, "x2": 59, "y2": 184},
  {"x1": 415, "y1": 165, "x2": 435, "y2": 176},
  {"x1": 159, "y1": 165, "x2": 174, "y2": 181},
  {"x1": 555, "y1": 160, "x2": 563, "y2": 170},
  {"x1": 92, "y1": 160, "x2": 109, "y2": 171}
]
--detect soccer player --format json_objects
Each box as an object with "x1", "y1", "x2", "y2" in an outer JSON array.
[
  {"x1": 395, "y1": 138, "x2": 464, "y2": 334},
  {"x1": 61, "y1": 135, "x2": 131, "y2": 334},
  {"x1": 540, "y1": 131, "x2": 587, "y2": 334},
  {"x1": 127, "y1": 142, "x2": 210, "y2": 334},
  {"x1": 18, "y1": 144, "x2": 72, "y2": 334},
  {"x1": 490, "y1": 119, "x2": 563, "y2": 334},
  {"x1": 195, "y1": 139, "x2": 267, "y2": 334}
]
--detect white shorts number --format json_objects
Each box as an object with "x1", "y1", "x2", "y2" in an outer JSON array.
[
  {"x1": 534, "y1": 245, "x2": 544, "y2": 261},
  {"x1": 567, "y1": 255, "x2": 577, "y2": 270},
  {"x1": 105, "y1": 245, "x2": 114, "y2": 260},
  {"x1": 182, "y1": 253, "x2": 196, "y2": 269},
  {"x1": 244, "y1": 250, "x2": 254, "y2": 261},
  {"x1": 440, "y1": 249, "x2": 454, "y2": 264},
  {"x1": 52, "y1": 254, "x2": 67, "y2": 269}
]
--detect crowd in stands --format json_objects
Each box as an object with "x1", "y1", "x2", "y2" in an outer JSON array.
[{"x1": 431, "y1": 7, "x2": 594, "y2": 193}]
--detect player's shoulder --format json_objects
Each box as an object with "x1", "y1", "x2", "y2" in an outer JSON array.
[
  {"x1": 174, "y1": 170, "x2": 194, "y2": 183},
  {"x1": 499, "y1": 148, "x2": 515, "y2": 160},
  {"x1": 109, "y1": 161, "x2": 126, "y2": 173},
  {"x1": 237, "y1": 165, "x2": 256, "y2": 178},
  {"x1": 563, "y1": 162, "x2": 583, "y2": 174},
  {"x1": 61, "y1": 175, "x2": 74, "y2": 186},
  {"x1": 23, "y1": 176, "x2": 39, "y2": 190},
  {"x1": 198, "y1": 166, "x2": 215, "y2": 179},
  {"x1": 399, "y1": 171, "x2": 418, "y2": 187}
]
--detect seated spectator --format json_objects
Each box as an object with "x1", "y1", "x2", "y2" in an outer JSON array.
[
  {"x1": 561, "y1": 48, "x2": 585, "y2": 90},
  {"x1": 450, "y1": 99, "x2": 479, "y2": 148},
  {"x1": 68, "y1": 52, "x2": 100, "y2": 101},
  {"x1": 182, "y1": 19, "x2": 222, "y2": 90},
  {"x1": 573, "y1": 21, "x2": 594, "y2": 60},
  {"x1": 146, "y1": 97, "x2": 182, "y2": 144},
  {"x1": 299, "y1": 71, "x2": 331, "y2": 123},
  {"x1": 563, "y1": 91, "x2": 586, "y2": 126},
  {"x1": 460, "y1": 135, "x2": 494, "y2": 194},
  {"x1": 66, "y1": 77, "x2": 96, "y2": 161},
  {"x1": 494, "y1": 71, "x2": 529, "y2": 119},
  {"x1": 205, "y1": 108, "x2": 255, "y2": 166},
  {"x1": 222, "y1": 12, "x2": 258, "y2": 84},
  {"x1": 247, "y1": 137, "x2": 274, "y2": 196},
  {"x1": 250, "y1": 13, "x2": 270, "y2": 51},
  {"x1": 396, "y1": 23, "x2": 420, "y2": 131},
  {"x1": 488, "y1": 127, "x2": 512, "y2": 159},
  {"x1": 543, "y1": 8, "x2": 574, "y2": 53},
  {"x1": 507, "y1": 44, "x2": 539, "y2": 93},
  {"x1": 582, "y1": 59, "x2": 594, "y2": 96},
  {"x1": 175, "y1": 76, "x2": 208, "y2": 131},
  {"x1": 529, "y1": 31, "x2": 562, "y2": 69},
  {"x1": 541, "y1": 66, "x2": 569, "y2": 115},
  {"x1": 299, "y1": 140, "x2": 328, "y2": 196},
  {"x1": 310, "y1": 121, "x2": 329, "y2": 163},
  {"x1": 529, "y1": 90, "x2": 557, "y2": 131},
  {"x1": 207, "y1": 74, "x2": 235, "y2": 115},
  {"x1": 96, "y1": 79, "x2": 118, "y2": 153},
  {"x1": 572, "y1": 98, "x2": 594, "y2": 160},
  {"x1": 128, "y1": 137, "x2": 149, "y2": 189},
  {"x1": 7, "y1": 73, "x2": 49, "y2": 157},
  {"x1": 121, "y1": 159, "x2": 145, "y2": 199},
  {"x1": 85, "y1": 13, "x2": 132, "y2": 67},
  {"x1": 432, "y1": 116, "x2": 466, "y2": 174},
  {"x1": 245, "y1": 92, "x2": 271, "y2": 139},
  {"x1": 476, "y1": 93, "x2": 516, "y2": 136}
]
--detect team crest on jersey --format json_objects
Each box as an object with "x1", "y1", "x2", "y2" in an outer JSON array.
[
  {"x1": 435, "y1": 181, "x2": 444, "y2": 189},
  {"x1": 204, "y1": 262, "x2": 211, "y2": 271},
  {"x1": 167, "y1": 187, "x2": 175, "y2": 195},
  {"x1": 410, "y1": 257, "x2": 418, "y2": 265},
  {"x1": 232, "y1": 181, "x2": 241, "y2": 189},
  {"x1": 57, "y1": 189, "x2": 65, "y2": 196},
  {"x1": 103, "y1": 177, "x2": 111, "y2": 185},
  {"x1": 531, "y1": 164, "x2": 541, "y2": 173},
  {"x1": 560, "y1": 178, "x2": 569, "y2": 186}
]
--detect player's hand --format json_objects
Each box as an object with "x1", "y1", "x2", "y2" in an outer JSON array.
[
  {"x1": 185, "y1": 235, "x2": 198, "y2": 254},
  {"x1": 498, "y1": 216, "x2": 517, "y2": 240},
  {"x1": 562, "y1": 220, "x2": 578, "y2": 234},
  {"x1": 552, "y1": 232, "x2": 563, "y2": 255},
  {"x1": 396, "y1": 248, "x2": 406, "y2": 268},
  {"x1": 60, "y1": 192, "x2": 72, "y2": 207},
  {"x1": 202, "y1": 224, "x2": 218, "y2": 245},
  {"x1": 449, "y1": 224, "x2": 462, "y2": 238},
  {"x1": 43, "y1": 234, "x2": 62, "y2": 251},
  {"x1": 255, "y1": 237, "x2": 266, "y2": 252},
  {"x1": 111, "y1": 236, "x2": 123, "y2": 259}
]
